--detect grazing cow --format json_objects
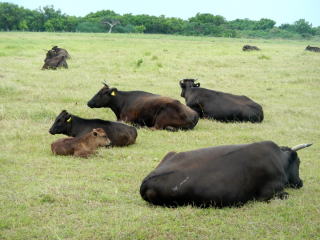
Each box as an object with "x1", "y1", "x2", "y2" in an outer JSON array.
[
  {"x1": 42, "y1": 49, "x2": 68, "y2": 70},
  {"x1": 305, "y1": 45, "x2": 320, "y2": 52},
  {"x1": 51, "y1": 128, "x2": 111, "y2": 158},
  {"x1": 49, "y1": 110, "x2": 137, "y2": 147},
  {"x1": 87, "y1": 83, "x2": 199, "y2": 131},
  {"x1": 242, "y1": 45, "x2": 260, "y2": 51},
  {"x1": 179, "y1": 79, "x2": 264, "y2": 123},
  {"x1": 140, "y1": 141, "x2": 312, "y2": 207}
]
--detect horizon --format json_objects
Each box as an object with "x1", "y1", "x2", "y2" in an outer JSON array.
[{"x1": 5, "y1": 0, "x2": 320, "y2": 27}]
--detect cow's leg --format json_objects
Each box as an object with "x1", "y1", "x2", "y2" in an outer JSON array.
[
  {"x1": 74, "y1": 149, "x2": 91, "y2": 158},
  {"x1": 274, "y1": 191, "x2": 289, "y2": 199},
  {"x1": 153, "y1": 110, "x2": 180, "y2": 131},
  {"x1": 256, "y1": 182, "x2": 286, "y2": 202}
]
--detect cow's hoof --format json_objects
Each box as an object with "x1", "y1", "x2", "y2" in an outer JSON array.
[
  {"x1": 165, "y1": 126, "x2": 178, "y2": 132},
  {"x1": 276, "y1": 191, "x2": 289, "y2": 200}
]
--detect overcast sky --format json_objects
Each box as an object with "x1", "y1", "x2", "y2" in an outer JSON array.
[{"x1": 5, "y1": 0, "x2": 320, "y2": 27}]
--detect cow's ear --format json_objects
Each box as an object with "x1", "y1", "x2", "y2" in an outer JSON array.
[
  {"x1": 92, "y1": 129, "x2": 98, "y2": 136},
  {"x1": 66, "y1": 116, "x2": 72, "y2": 123},
  {"x1": 194, "y1": 83, "x2": 200, "y2": 87},
  {"x1": 110, "y1": 88, "x2": 118, "y2": 96}
]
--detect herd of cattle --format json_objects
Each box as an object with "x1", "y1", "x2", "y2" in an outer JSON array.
[
  {"x1": 47, "y1": 45, "x2": 313, "y2": 208},
  {"x1": 242, "y1": 44, "x2": 320, "y2": 52}
]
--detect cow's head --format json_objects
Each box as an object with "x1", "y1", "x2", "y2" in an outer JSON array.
[
  {"x1": 49, "y1": 110, "x2": 72, "y2": 135},
  {"x1": 87, "y1": 83, "x2": 118, "y2": 108},
  {"x1": 282, "y1": 143, "x2": 312, "y2": 189},
  {"x1": 45, "y1": 49, "x2": 57, "y2": 60},
  {"x1": 179, "y1": 79, "x2": 200, "y2": 97},
  {"x1": 91, "y1": 128, "x2": 111, "y2": 147}
]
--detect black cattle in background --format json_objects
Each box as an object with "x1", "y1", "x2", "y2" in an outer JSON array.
[
  {"x1": 179, "y1": 79, "x2": 264, "y2": 122},
  {"x1": 140, "y1": 141, "x2": 312, "y2": 207},
  {"x1": 87, "y1": 83, "x2": 199, "y2": 131},
  {"x1": 42, "y1": 46, "x2": 69, "y2": 70},
  {"x1": 305, "y1": 45, "x2": 320, "y2": 52},
  {"x1": 52, "y1": 46, "x2": 71, "y2": 59},
  {"x1": 49, "y1": 110, "x2": 137, "y2": 147},
  {"x1": 243, "y1": 45, "x2": 260, "y2": 51}
]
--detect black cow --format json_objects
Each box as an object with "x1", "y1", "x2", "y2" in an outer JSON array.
[
  {"x1": 52, "y1": 46, "x2": 71, "y2": 59},
  {"x1": 49, "y1": 110, "x2": 137, "y2": 147},
  {"x1": 305, "y1": 45, "x2": 320, "y2": 52},
  {"x1": 179, "y1": 79, "x2": 264, "y2": 123},
  {"x1": 140, "y1": 141, "x2": 312, "y2": 207},
  {"x1": 243, "y1": 45, "x2": 260, "y2": 51},
  {"x1": 42, "y1": 49, "x2": 68, "y2": 70},
  {"x1": 87, "y1": 83, "x2": 199, "y2": 131}
]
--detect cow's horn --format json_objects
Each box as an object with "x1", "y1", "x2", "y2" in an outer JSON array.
[
  {"x1": 101, "y1": 81, "x2": 109, "y2": 88},
  {"x1": 291, "y1": 143, "x2": 313, "y2": 151}
]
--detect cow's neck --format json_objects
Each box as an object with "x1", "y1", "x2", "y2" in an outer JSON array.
[
  {"x1": 69, "y1": 115, "x2": 86, "y2": 137},
  {"x1": 108, "y1": 92, "x2": 128, "y2": 120},
  {"x1": 185, "y1": 87, "x2": 199, "y2": 102}
]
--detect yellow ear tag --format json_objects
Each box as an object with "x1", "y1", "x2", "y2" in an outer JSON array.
[
  {"x1": 111, "y1": 91, "x2": 116, "y2": 96},
  {"x1": 67, "y1": 117, "x2": 72, "y2": 123}
]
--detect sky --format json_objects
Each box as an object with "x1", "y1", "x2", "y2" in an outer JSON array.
[{"x1": 4, "y1": 0, "x2": 320, "y2": 27}]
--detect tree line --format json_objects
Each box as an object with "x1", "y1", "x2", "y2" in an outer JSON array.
[{"x1": 1, "y1": 2, "x2": 320, "y2": 39}]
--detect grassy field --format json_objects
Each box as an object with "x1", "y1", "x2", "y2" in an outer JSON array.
[{"x1": 0, "y1": 32, "x2": 319, "y2": 240}]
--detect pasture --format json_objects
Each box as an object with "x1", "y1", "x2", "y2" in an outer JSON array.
[{"x1": 0, "y1": 32, "x2": 319, "y2": 239}]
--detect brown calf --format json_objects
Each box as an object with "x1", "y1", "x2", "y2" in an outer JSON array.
[{"x1": 51, "y1": 128, "x2": 110, "y2": 158}]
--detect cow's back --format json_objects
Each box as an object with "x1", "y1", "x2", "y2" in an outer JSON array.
[
  {"x1": 122, "y1": 94, "x2": 198, "y2": 129},
  {"x1": 140, "y1": 141, "x2": 284, "y2": 206},
  {"x1": 73, "y1": 119, "x2": 137, "y2": 146},
  {"x1": 51, "y1": 137, "x2": 75, "y2": 155},
  {"x1": 186, "y1": 88, "x2": 263, "y2": 122}
]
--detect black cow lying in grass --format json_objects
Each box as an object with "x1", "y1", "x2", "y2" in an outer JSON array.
[
  {"x1": 179, "y1": 79, "x2": 264, "y2": 122},
  {"x1": 140, "y1": 141, "x2": 312, "y2": 207},
  {"x1": 305, "y1": 45, "x2": 320, "y2": 52},
  {"x1": 42, "y1": 46, "x2": 70, "y2": 70},
  {"x1": 49, "y1": 110, "x2": 137, "y2": 147},
  {"x1": 242, "y1": 45, "x2": 260, "y2": 51},
  {"x1": 87, "y1": 83, "x2": 199, "y2": 131}
]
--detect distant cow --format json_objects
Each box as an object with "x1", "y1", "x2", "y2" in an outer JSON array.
[
  {"x1": 52, "y1": 46, "x2": 71, "y2": 59},
  {"x1": 242, "y1": 45, "x2": 260, "y2": 51},
  {"x1": 140, "y1": 141, "x2": 312, "y2": 207},
  {"x1": 51, "y1": 128, "x2": 110, "y2": 158},
  {"x1": 87, "y1": 83, "x2": 199, "y2": 131},
  {"x1": 179, "y1": 79, "x2": 264, "y2": 122},
  {"x1": 42, "y1": 46, "x2": 70, "y2": 70},
  {"x1": 305, "y1": 45, "x2": 320, "y2": 52},
  {"x1": 49, "y1": 110, "x2": 137, "y2": 147},
  {"x1": 42, "y1": 49, "x2": 68, "y2": 70}
]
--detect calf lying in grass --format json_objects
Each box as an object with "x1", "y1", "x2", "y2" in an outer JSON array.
[{"x1": 51, "y1": 128, "x2": 110, "y2": 158}]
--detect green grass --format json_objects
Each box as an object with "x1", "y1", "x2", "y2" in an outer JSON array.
[{"x1": 0, "y1": 32, "x2": 319, "y2": 240}]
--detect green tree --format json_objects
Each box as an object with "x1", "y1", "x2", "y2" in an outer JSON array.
[
  {"x1": 189, "y1": 13, "x2": 226, "y2": 26},
  {"x1": 227, "y1": 19, "x2": 257, "y2": 30},
  {"x1": 0, "y1": 2, "x2": 27, "y2": 30},
  {"x1": 293, "y1": 19, "x2": 314, "y2": 36},
  {"x1": 254, "y1": 18, "x2": 276, "y2": 30}
]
